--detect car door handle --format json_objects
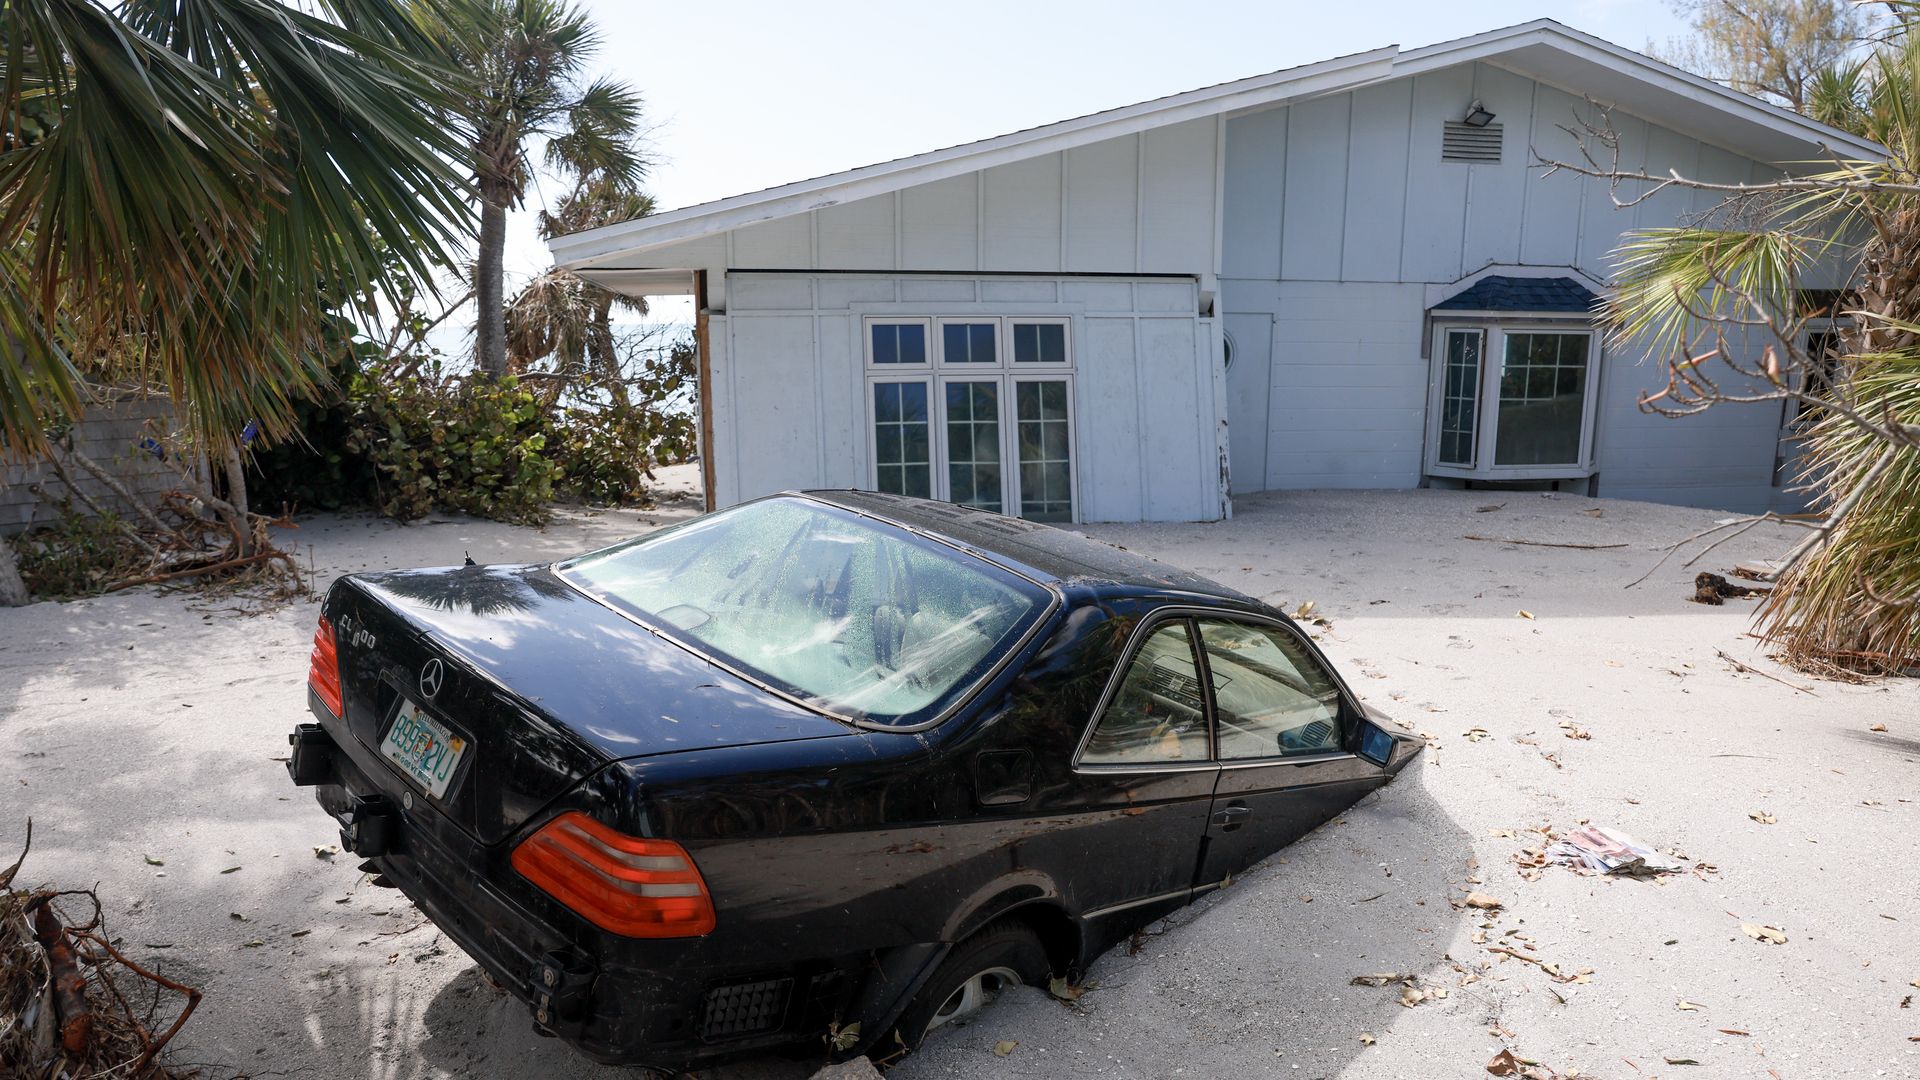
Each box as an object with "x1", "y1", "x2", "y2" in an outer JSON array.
[{"x1": 1211, "y1": 805, "x2": 1252, "y2": 830}]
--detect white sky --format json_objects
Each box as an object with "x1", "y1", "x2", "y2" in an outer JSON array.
[{"x1": 467, "y1": 0, "x2": 1693, "y2": 348}]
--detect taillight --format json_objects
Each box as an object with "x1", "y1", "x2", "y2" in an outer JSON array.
[
  {"x1": 308, "y1": 615, "x2": 343, "y2": 718},
  {"x1": 511, "y1": 812, "x2": 716, "y2": 938}
]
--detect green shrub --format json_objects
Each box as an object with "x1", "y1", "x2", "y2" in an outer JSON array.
[{"x1": 347, "y1": 369, "x2": 561, "y2": 525}]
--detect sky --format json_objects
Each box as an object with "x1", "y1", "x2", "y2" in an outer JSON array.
[{"x1": 469, "y1": 0, "x2": 1696, "y2": 347}]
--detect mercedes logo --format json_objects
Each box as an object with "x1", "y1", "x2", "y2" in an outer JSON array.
[{"x1": 419, "y1": 658, "x2": 444, "y2": 701}]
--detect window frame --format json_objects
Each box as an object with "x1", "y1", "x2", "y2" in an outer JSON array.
[
  {"x1": 862, "y1": 315, "x2": 1080, "y2": 522},
  {"x1": 1008, "y1": 371, "x2": 1079, "y2": 523},
  {"x1": 865, "y1": 376, "x2": 935, "y2": 499},
  {"x1": 1073, "y1": 606, "x2": 1363, "y2": 774},
  {"x1": 1424, "y1": 319, "x2": 1602, "y2": 482},
  {"x1": 934, "y1": 317, "x2": 1003, "y2": 368},
  {"x1": 1009, "y1": 317, "x2": 1073, "y2": 366},
  {"x1": 865, "y1": 316, "x2": 933, "y2": 368}
]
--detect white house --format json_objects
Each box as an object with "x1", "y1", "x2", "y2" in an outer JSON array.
[{"x1": 548, "y1": 19, "x2": 1876, "y2": 523}]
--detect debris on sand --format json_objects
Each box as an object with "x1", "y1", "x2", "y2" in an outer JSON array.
[
  {"x1": 1544, "y1": 825, "x2": 1683, "y2": 876},
  {"x1": 1692, "y1": 571, "x2": 1768, "y2": 605},
  {"x1": 1, "y1": 822, "x2": 202, "y2": 1078}
]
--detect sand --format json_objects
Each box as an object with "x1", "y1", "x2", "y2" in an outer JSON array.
[{"x1": 2, "y1": 473, "x2": 1915, "y2": 1079}]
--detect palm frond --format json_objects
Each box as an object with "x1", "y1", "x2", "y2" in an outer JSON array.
[{"x1": 0, "y1": 0, "x2": 475, "y2": 458}]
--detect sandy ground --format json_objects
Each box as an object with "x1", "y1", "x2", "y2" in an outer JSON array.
[{"x1": 2, "y1": 471, "x2": 1916, "y2": 1080}]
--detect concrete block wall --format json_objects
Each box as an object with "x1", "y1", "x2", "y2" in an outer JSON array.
[{"x1": 0, "y1": 397, "x2": 185, "y2": 535}]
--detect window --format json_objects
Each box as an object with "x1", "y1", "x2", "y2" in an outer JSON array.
[
  {"x1": 1438, "y1": 329, "x2": 1484, "y2": 467},
  {"x1": 1427, "y1": 323, "x2": 1598, "y2": 480},
  {"x1": 867, "y1": 316, "x2": 1075, "y2": 522},
  {"x1": 872, "y1": 382, "x2": 931, "y2": 498},
  {"x1": 1080, "y1": 622, "x2": 1209, "y2": 765},
  {"x1": 941, "y1": 321, "x2": 997, "y2": 364},
  {"x1": 561, "y1": 498, "x2": 1050, "y2": 726},
  {"x1": 870, "y1": 321, "x2": 927, "y2": 365},
  {"x1": 1013, "y1": 322, "x2": 1067, "y2": 364},
  {"x1": 1197, "y1": 620, "x2": 1343, "y2": 760},
  {"x1": 1016, "y1": 380, "x2": 1073, "y2": 522},
  {"x1": 1495, "y1": 332, "x2": 1590, "y2": 467},
  {"x1": 945, "y1": 381, "x2": 1003, "y2": 511}
]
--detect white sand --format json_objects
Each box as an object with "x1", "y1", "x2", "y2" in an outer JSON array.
[{"x1": 2, "y1": 475, "x2": 1914, "y2": 1079}]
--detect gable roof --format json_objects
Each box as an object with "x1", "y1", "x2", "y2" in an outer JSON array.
[{"x1": 549, "y1": 19, "x2": 1884, "y2": 271}]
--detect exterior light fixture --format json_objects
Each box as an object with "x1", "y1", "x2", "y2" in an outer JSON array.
[{"x1": 1462, "y1": 100, "x2": 1496, "y2": 127}]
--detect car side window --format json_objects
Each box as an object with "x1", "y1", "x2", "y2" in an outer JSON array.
[
  {"x1": 1198, "y1": 620, "x2": 1344, "y2": 760},
  {"x1": 1080, "y1": 621, "x2": 1209, "y2": 765}
]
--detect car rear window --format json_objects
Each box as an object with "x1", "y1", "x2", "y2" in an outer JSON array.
[{"x1": 556, "y1": 497, "x2": 1052, "y2": 727}]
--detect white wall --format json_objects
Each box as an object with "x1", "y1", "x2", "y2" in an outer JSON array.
[
  {"x1": 1219, "y1": 63, "x2": 1811, "y2": 510},
  {"x1": 712, "y1": 273, "x2": 1223, "y2": 522},
  {"x1": 636, "y1": 117, "x2": 1222, "y2": 301}
]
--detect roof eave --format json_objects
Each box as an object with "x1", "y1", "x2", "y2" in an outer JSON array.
[
  {"x1": 547, "y1": 45, "x2": 1399, "y2": 269},
  {"x1": 549, "y1": 18, "x2": 1885, "y2": 271}
]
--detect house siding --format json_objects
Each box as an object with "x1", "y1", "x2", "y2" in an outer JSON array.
[
  {"x1": 638, "y1": 116, "x2": 1219, "y2": 292},
  {"x1": 713, "y1": 274, "x2": 1221, "y2": 523},
  {"x1": 593, "y1": 53, "x2": 1853, "y2": 521},
  {"x1": 1218, "y1": 63, "x2": 1817, "y2": 511}
]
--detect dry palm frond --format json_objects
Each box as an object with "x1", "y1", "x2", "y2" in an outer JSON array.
[{"x1": 1759, "y1": 351, "x2": 1920, "y2": 670}]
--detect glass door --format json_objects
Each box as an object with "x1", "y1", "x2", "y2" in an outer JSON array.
[
  {"x1": 871, "y1": 380, "x2": 932, "y2": 498},
  {"x1": 941, "y1": 380, "x2": 1004, "y2": 512},
  {"x1": 1014, "y1": 378, "x2": 1074, "y2": 522}
]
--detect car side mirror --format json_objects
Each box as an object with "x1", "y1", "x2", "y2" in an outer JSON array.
[{"x1": 1356, "y1": 719, "x2": 1395, "y2": 766}]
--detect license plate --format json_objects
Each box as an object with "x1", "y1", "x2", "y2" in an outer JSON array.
[{"x1": 380, "y1": 698, "x2": 467, "y2": 800}]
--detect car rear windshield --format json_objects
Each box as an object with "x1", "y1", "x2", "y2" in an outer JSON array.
[{"x1": 556, "y1": 497, "x2": 1052, "y2": 727}]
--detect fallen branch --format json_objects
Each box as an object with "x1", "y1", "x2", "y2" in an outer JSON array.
[
  {"x1": 1, "y1": 825, "x2": 202, "y2": 1078},
  {"x1": 102, "y1": 549, "x2": 288, "y2": 593},
  {"x1": 70, "y1": 929, "x2": 203, "y2": 1075},
  {"x1": 1714, "y1": 648, "x2": 1818, "y2": 695},
  {"x1": 28, "y1": 899, "x2": 93, "y2": 1054},
  {"x1": 1464, "y1": 535, "x2": 1628, "y2": 550}
]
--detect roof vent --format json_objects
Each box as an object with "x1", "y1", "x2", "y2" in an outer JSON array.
[{"x1": 1442, "y1": 121, "x2": 1502, "y2": 163}]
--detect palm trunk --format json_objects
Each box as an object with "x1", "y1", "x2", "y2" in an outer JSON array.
[
  {"x1": 223, "y1": 446, "x2": 252, "y2": 558},
  {"x1": 475, "y1": 197, "x2": 509, "y2": 378},
  {"x1": 0, "y1": 537, "x2": 29, "y2": 606}
]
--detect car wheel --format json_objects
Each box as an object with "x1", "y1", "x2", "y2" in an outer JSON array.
[{"x1": 888, "y1": 919, "x2": 1051, "y2": 1054}]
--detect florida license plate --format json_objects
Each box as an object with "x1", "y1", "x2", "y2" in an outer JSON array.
[{"x1": 380, "y1": 698, "x2": 467, "y2": 800}]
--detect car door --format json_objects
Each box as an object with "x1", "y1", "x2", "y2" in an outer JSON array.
[
  {"x1": 1191, "y1": 615, "x2": 1387, "y2": 886},
  {"x1": 1066, "y1": 617, "x2": 1221, "y2": 921}
]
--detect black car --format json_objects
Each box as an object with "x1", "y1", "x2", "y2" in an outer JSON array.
[{"x1": 289, "y1": 490, "x2": 1420, "y2": 1070}]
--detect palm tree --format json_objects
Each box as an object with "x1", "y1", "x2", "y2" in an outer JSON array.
[
  {"x1": 422, "y1": 0, "x2": 644, "y2": 378},
  {"x1": 1600, "y1": 8, "x2": 1920, "y2": 669},
  {"x1": 0, "y1": 1, "x2": 473, "y2": 459},
  {"x1": 507, "y1": 170, "x2": 654, "y2": 403}
]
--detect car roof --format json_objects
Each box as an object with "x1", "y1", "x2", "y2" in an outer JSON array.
[{"x1": 796, "y1": 490, "x2": 1254, "y2": 603}]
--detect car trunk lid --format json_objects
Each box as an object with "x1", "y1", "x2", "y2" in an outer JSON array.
[{"x1": 326, "y1": 564, "x2": 853, "y2": 844}]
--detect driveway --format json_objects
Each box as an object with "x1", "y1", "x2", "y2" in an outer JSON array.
[{"x1": 3, "y1": 483, "x2": 1914, "y2": 1079}]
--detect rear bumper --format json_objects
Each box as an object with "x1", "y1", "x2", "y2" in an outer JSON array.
[{"x1": 290, "y1": 710, "x2": 850, "y2": 1070}]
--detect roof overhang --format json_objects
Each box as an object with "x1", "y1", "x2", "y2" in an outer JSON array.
[
  {"x1": 550, "y1": 18, "x2": 1885, "y2": 274},
  {"x1": 575, "y1": 267, "x2": 696, "y2": 296}
]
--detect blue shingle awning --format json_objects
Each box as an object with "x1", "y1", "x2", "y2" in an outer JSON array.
[{"x1": 1431, "y1": 275, "x2": 1600, "y2": 314}]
